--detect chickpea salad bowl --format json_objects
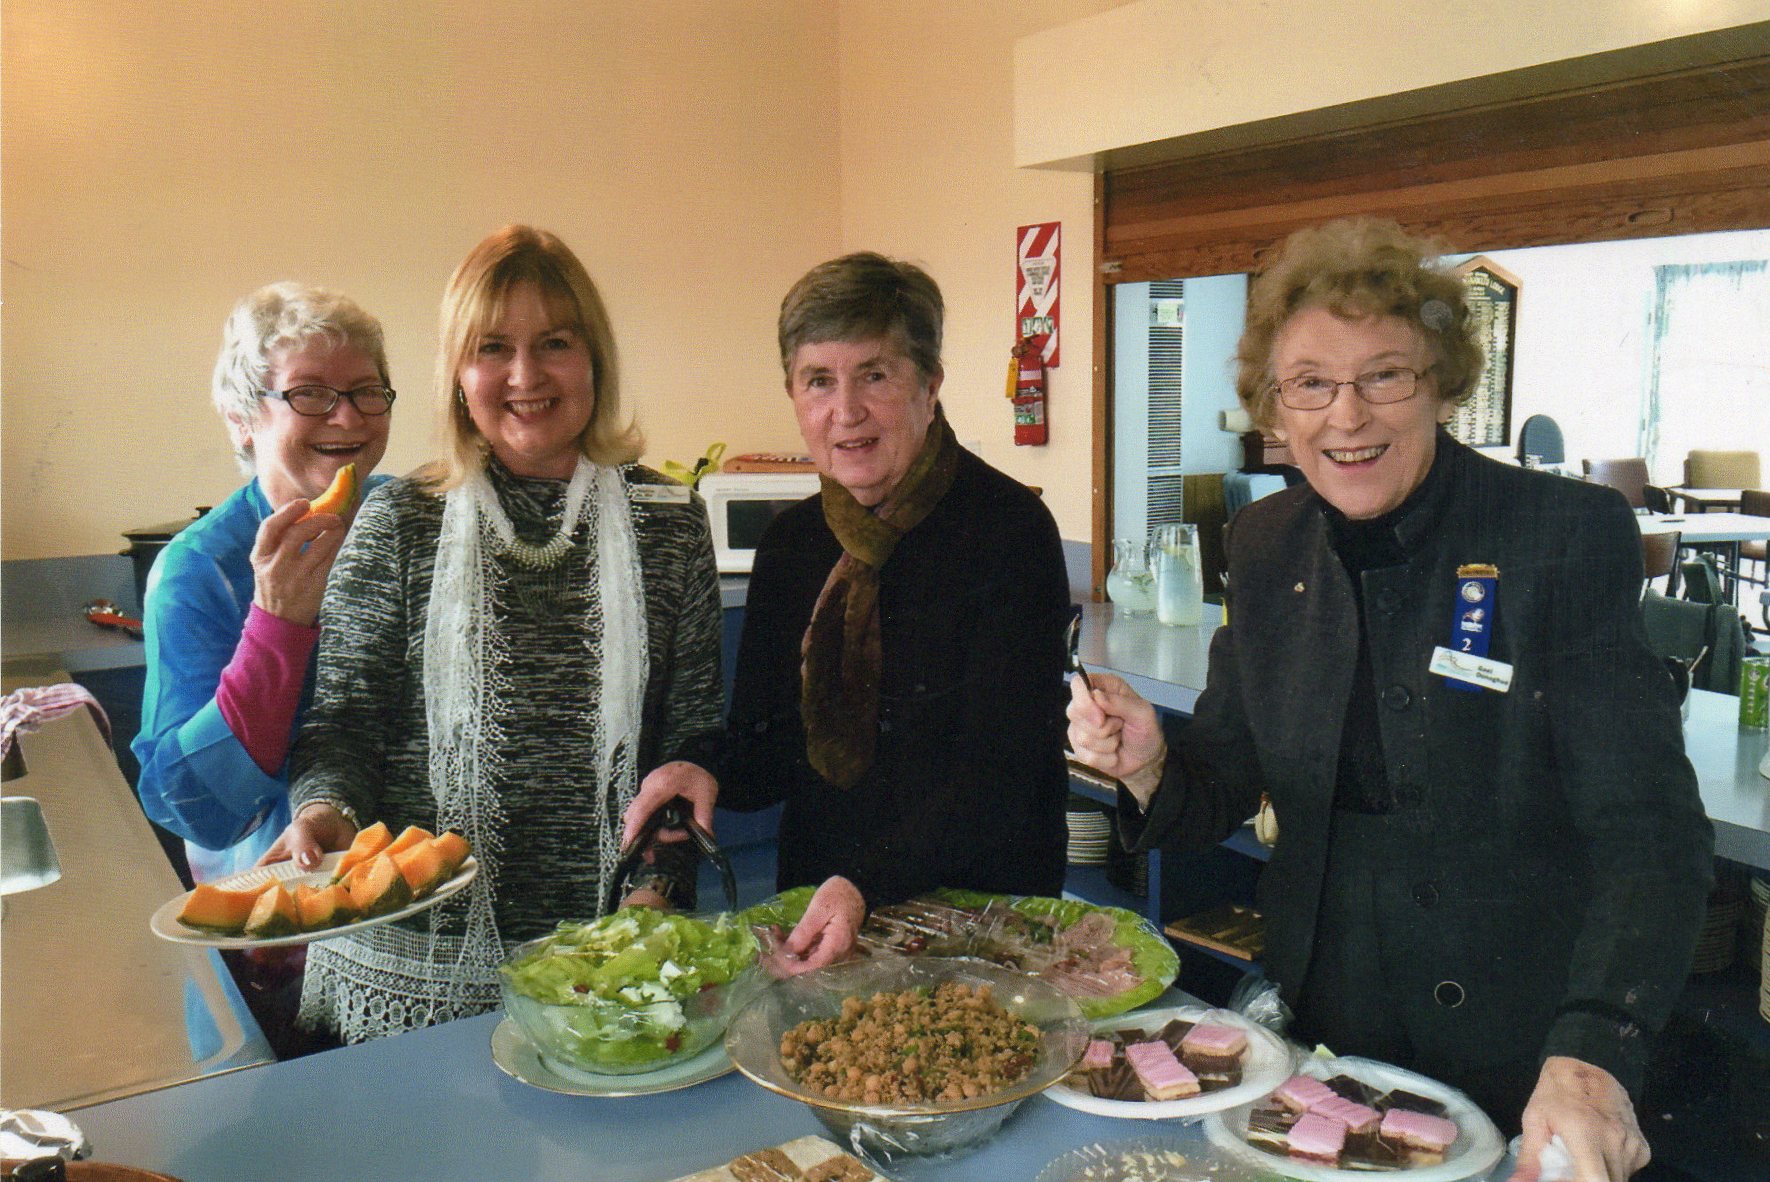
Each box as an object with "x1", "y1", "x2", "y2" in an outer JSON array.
[{"x1": 725, "y1": 957, "x2": 1091, "y2": 1161}]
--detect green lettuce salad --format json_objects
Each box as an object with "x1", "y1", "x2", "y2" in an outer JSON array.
[{"x1": 500, "y1": 908, "x2": 760, "y2": 1072}]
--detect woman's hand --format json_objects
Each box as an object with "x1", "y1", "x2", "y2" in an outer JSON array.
[
  {"x1": 621, "y1": 761, "x2": 718, "y2": 852},
  {"x1": 763, "y1": 876, "x2": 865, "y2": 978},
  {"x1": 256, "y1": 802, "x2": 357, "y2": 872},
  {"x1": 1509, "y1": 1057, "x2": 1649, "y2": 1182},
  {"x1": 1066, "y1": 672, "x2": 1167, "y2": 808},
  {"x1": 251, "y1": 500, "x2": 348, "y2": 627}
]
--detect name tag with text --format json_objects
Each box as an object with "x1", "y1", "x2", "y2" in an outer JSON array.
[{"x1": 1429, "y1": 645, "x2": 1514, "y2": 693}]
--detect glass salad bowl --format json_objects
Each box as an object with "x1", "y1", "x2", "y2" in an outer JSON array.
[
  {"x1": 499, "y1": 908, "x2": 763, "y2": 1077},
  {"x1": 725, "y1": 956, "x2": 1090, "y2": 1160}
]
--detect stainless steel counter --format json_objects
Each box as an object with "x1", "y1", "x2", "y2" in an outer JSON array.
[{"x1": 1, "y1": 656, "x2": 272, "y2": 1111}]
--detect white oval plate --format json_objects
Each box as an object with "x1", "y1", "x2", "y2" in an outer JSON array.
[
  {"x1": 149, "y1": 850, "x2": 478, "y2": 949},
  {"x1": 490, "y1": 1017, "x2": 734, "y2": 1097},
  {"x1": 1203, "y1": 1055, "x2": 1504, "y2": 1182},
  {"x1": 1043, "y1": 1005, "x2": 1295, "y2": 1120}
]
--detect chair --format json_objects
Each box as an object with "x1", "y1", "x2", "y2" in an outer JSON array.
[
  {"x1": 1640, "y1": 590, "x2": 1747, "y2": 696},
  {"x1": 1223, "y1": 471, "x2": 1285, "y2": 518},
  {"x1": 1516, "y1": 414, "x2": 1565, "y2": 467},
  {"x1": 1640, "y1": 530, "x2": 1680, "y2": 594},
  {"x1": 1740, "y1": 488, "x2": 1768, "y2": 582},
  {"x1": 1582, "y1": 458, "x2": 1649, "y2": 509},
  {"x1": 1643, "y1": 484, "x2": 1675, "y2": 514},
  {"x1": 1683, "y1": 449, "x2": 1761, "y2": 491}
]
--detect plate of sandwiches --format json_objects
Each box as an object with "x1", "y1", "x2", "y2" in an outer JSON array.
[
  {"x1": 1044, "y1": 1005, "x2": 1294, "y2": 1119},
  {"x1": 1203, "y1": 1056, "x2": 1504, "y2": 1181},
  {"x1": 663, "y1": 1135, "x2": 887, "y2": 1182}
]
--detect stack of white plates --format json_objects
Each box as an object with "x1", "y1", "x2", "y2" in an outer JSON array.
[
  {"x1": 1691, "y1": 888, "x2": 1743, "y2": 974},
  {"x1": 1065, "y1": 796, "x2": 1111, "y2": 867}
]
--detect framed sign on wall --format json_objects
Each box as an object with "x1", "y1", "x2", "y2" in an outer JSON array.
[{"x1": 1448, "y1": 256, "x2": 1520, "y2": 448}]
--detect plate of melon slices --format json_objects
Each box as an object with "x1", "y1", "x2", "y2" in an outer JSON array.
[{"x1": 149, "y1": 822, "x2": 478, "y2": 949}]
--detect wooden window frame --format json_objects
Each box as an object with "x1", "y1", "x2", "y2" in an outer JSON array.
[{"x1": 1089, "y1": 54, "x2": 1770, "y2": 597}]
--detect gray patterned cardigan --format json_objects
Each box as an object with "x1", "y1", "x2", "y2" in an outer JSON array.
[{"x1": 289, "y1": 460, "x2": 723, "y2": 1042}]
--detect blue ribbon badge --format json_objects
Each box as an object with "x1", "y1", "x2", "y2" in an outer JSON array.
[{"x1": 1445, "y1": 563, "x2": 1499, "y2": 693}]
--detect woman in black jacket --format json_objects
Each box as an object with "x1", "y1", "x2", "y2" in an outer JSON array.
[{"x1": 1068, "y1": 219, "x2": 1711, "y2": 1181}]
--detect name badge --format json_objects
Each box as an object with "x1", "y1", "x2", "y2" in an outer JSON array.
[
  {"x1": 630, "y1": 483, "x2": 692, "y2": 504},
  {"x1": 1442, "y1": 563, "x2": 1499, "y2": 694},
  {"x1": 1430, "y1": 646, "x2": 1514, "y2": 693}
]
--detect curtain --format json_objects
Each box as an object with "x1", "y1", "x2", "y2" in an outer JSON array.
[{"x1": 1641, "y1": 261, "x2": 1770, "y2": 483}]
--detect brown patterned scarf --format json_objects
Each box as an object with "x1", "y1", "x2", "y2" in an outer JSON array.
[{"x1": 801, "y1": 409, "x2": 960, "y2": 788}]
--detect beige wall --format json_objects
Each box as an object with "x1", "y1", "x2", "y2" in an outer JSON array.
[
  {"x1": 1016, "y1": 0, "x2": 1770, "y2": 168},
  {"x1": 2, "y1": 0, "x2": 839, "y2": 560},
  {"x1": 836, "y1": 0, "x2": 1123, "y2": 541}
]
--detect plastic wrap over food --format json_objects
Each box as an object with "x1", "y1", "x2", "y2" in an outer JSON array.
[
  {"x1": 497, "y1": 908, "x2": 763, "y2": 1076},
  {"x1": 1226, "y1": 970, "x2": 1295, "y2": 1038},
  {"x1": 741, "y1": 887, "x2": 1180, "y2": 1020}
]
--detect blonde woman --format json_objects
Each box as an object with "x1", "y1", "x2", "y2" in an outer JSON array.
[{"x1": 266, "y1": 226, "x2": 722, "y2": 1043}]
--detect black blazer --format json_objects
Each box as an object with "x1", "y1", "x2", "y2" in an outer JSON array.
[{"x1": 1132, "y1": 437, "x2": 1713, "y2": 1095}]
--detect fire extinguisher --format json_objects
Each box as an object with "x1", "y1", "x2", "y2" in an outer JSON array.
[{"x1": 1005, "y1": 336, "x2": 1048, "y2": 446}]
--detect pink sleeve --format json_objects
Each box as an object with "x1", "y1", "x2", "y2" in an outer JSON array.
[{"x1": 216, "y1": 604, "x2": 321, "y2": 776}]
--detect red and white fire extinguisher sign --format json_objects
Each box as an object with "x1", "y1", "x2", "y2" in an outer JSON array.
[
  {"x1": 1013, "y1": 221, "x2": 1059, "y2": 446},
  {"x1": 1006, "y1": 336, "x2": 1048, "y2": 446}
]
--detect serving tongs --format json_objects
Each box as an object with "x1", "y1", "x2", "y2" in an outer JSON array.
[
  {"x1": 84, "y1": 598, "x2": 143, "y2": 640},
  {"x1": 605, "y1": 797, "x2": 737, "y2": 915}
]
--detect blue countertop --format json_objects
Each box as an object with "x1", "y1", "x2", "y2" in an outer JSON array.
[{"x1": 71, "y1": 998, "x2": 1242, "y2": 1182}]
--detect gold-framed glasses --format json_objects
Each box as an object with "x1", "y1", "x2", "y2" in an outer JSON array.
[{"x1": 1274, "y1": 367, "x2": 1423, "y2": 411}]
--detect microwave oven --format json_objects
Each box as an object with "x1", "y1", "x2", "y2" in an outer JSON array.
[{"x1": 699, "y1": 471, "x2": 821, "y2": 573}]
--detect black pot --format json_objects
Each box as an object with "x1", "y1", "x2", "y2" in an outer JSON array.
[{"x1": 121, "y1": 510, "x2": 206, "y2": 610}]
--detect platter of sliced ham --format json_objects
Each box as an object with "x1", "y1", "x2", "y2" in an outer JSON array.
[
  {"x1": 1203, "y1": 1055, "x2": 1504, "y2": 1182},
  {"x1": 742, "y1": 888, "x2": 1179, "y2": 1020},
  {"x1": 1044, "y1": 1005, "x2": 1294, "y2": 1119}
]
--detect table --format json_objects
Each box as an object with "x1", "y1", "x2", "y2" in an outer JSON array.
[
  {"x1": 1669, "y1": 487, "x2": 1747, "y2": 513},
  {"x1": 67, "y1": 993, "x2": 1300, "y2": 1182},
  {"x1": 1639, "y1": 512, "x2": 1770, "y2": 603},
  {"x1": 1076, "y1": 600, "x2": 1770, "y2": 874},
  {"x1": 1, "y1": 659, "x2": 272, "y2": 1114}
]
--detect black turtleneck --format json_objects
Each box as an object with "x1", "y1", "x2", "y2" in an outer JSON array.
[{"x1": 1322, "y1": 436, "x2": 1455, "y2": 813}]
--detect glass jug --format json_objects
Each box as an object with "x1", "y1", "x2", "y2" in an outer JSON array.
[
  {"x1": 1105, "y1": 538, "x2": 1156, "y2": 616},
  {"x1": 1151, "y1": 523, "x2": 1203, "y2": 626}
]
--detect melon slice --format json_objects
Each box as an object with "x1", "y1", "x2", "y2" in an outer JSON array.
[
  {"x1": 330, "y1": 820, "x2": 392, "y2": 883},
  {"x1": 345, "y1": 853, "x2": 413, "y2": 918},
  {"x1": 393, "y1": 839, "x2": 451, "y2": 898},
  {"x1": 295, "y1": 883, "x2": 359, "y2": 931},
  {"x1": 431, "y1": 830, "x2": 471, "y2": 879},
  {"x1": 178, "y1": 883, "x2": 264, "y2": 934},
  {"x1": 383, "y1": 824, "x2": 435, "y2": 862},
  {"x1": 242, "y1": 883, "x2": 301, "y2": 939}
]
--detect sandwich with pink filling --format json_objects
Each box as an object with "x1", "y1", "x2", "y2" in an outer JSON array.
[
  {"x1": 1177, "y1": 1021, "x2": 1247, "y2": 1072},
  {"x1": 1286, "y1": 1111, "x2": 1347, "y2": 1165},
  {"x1": 1380, "y1": 1108, "x2": 1460, "y2": 1163},
  {"x1": 1123, "y1": 1039, "x2": 1199, "y2": 1100}
]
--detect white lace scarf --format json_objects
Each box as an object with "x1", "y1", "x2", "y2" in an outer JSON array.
[{"x1": 307, "y1": 458, "x2": 648, "y2": 1043}]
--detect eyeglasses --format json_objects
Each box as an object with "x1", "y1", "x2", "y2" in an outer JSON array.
[
  {"x1": 1273, "y1": 367, "x2": 1425, "y2": 411},
  {"x1": 262, "y1": 384, "x2": 397, "y2": 417}
]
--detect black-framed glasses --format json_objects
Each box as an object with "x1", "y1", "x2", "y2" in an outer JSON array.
[
  {"x1": 262, "y1": 384, "x2": 397, "y2": 417},
  {"x1": 1273, "y1": 367, "x2": 1424, "y2": 411}
]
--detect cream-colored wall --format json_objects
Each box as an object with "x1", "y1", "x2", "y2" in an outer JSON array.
[
  {"x1": 836, "y1": 0, "x2": 1123, "y2": 542},
  {"x1": 2, "y1": 0, "x2": 837, "y2": 560},
  {"x1": 1016, "y1": 0, "x2": 1770, "y2": 168}
]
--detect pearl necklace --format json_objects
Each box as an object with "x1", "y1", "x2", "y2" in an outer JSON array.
[{"x1": 477, "y1": 459, "x2": 594, "y2": 571}]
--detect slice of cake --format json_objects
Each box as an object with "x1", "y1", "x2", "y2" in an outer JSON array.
[
  {"x1": 1272, "y1": 1073, "x2": 1338, "y2": 1113},
  {"x1": 1244, "y1": 1104, "x2": 1295, "y2": 1153},
  {"x1": 1178, "y1": 1022, "x2": 1248, "y2": 1072},
  {"x1": 1313, "y1": 1094, "x2": 1380, "y2": 1135},
  {"x1": 1324, "y1": 1073, "x2": 1383, "y2": 1106},
  {"x1": 1124, "y1": 1039, "x2": 1200, "y2": 1100},
  {"x1": 1080, "y1": 1038, "x2": 1116, "y2": 1071},
  {"x1": 1286, "y1": 1112, "x2": 1347, "y2": 1165},
  {"x1": 1380, "y1": 1108, "x2": 1459, "y2": 1164}
]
